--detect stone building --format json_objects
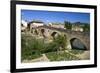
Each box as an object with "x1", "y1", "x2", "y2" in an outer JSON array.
[
  {"x1": 28, "y1": 20, "x2": 44, "y2": 29},
  {"x1": 72, "y1": 24, "x2": 83, "y2": 32}
]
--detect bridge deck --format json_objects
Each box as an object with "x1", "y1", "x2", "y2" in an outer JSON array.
[{"x1": 32, "y1": 25, "x2": 90, "y2": 36}]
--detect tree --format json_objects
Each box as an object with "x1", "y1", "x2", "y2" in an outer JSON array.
[
  {"x1": 43, "y1": 34, "x2": 68, "y2": 54},
  {"x1": 83, "y1": 24, "x2": 90, "y2": 32},
  {"x1": 64, "y1": 21, "x2": 72, "y2": 30},
  {"x1": 53, "y1": 34, "x2": 68, "y2": 54}
]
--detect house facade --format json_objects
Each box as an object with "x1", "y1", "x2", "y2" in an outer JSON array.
[
  {"x1": 27, "y1": 20, "x2": 44, "y2": 32},
  {"x1": 72, "y1": 24, "x2": 83, "y2": 32}
]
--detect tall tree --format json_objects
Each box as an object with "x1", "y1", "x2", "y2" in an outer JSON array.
[
  {"x1": 83, "y1": 24, "x2": 90, "y2": 32},
  {"x1": 64, "y1": 21, "x2": 72, "y2": 30}
]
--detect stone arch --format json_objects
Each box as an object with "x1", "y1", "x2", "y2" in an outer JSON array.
[
  {"x1": 51, "y1": 31, "x2": 59, "y2": 38},
  {"x1": 40, "y1": 29, "x2": 45, "y2": 38},
  {"x1": 70, "y1": 38, "x2": 87, "y2": 50},
  {"x1": 34, "y1": 29, "x2": 39, "y2": 35},
  {"x1": 41, "y1": 29, "x2": 45, "y2": 34}
]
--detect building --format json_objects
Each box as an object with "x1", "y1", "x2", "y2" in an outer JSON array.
[
  {"x1": 72, "y1": 24, "x2": 83, "y2": 32},
  {"x1": 28, "y1": 20, "x2": 44, "y2": 30}
]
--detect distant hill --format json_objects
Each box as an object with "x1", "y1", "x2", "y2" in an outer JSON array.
[{"x1": 72, "y1": 22, "x2": 89, "y2": 25}]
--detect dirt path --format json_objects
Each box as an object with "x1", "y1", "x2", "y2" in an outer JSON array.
[
  {"x1": 23, "y1": 50, "x2": 90, "y2": 63},
  {"x1": 65, "y1": 50, "x2": 81, "y2": 59},
  {"x1": 76, "y1": 51, "x2": 90, "y2": 59},
  {"x1": 42, "y1": 54, "x2": 50, "y2": 61},
  {"x1": 65, "y1": 50, "x2": 90, "y2": 60}
]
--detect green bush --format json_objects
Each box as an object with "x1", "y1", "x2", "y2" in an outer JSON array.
[
  {"x1": 46, "y1": 52, "x2": 80, "y2": 61},
  {"x1": 21, "y1": 34, "x2": 43, "y2": 61},
  {"x1": 64, "y1": 21, "x2": 72, "y2": 30},
  {"x1": 21, "y1": 33, "x2": 68, "y2": 61},
  {"x1": 53, "y1": 34, "x2": 68, "y2": 51}
]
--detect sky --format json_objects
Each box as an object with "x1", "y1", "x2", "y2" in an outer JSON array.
[{"x1": 21, "y1": 10, "x2": 90, "y2": 24}]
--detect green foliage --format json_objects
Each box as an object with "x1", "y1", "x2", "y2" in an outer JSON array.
[
  {"x1": 46, "y1": 51, "x2": 80, "y2": 61},
  {"x1": 83, "y1": 24, "x2": 90, "y2": 32},
  {"x1": 21, "y1": 34, "x2": 43, "y2": 60},
  {"x1": 21, "y1": 33, "x2": 85, "y2": 62},
  {"x1": 44, "y1": 34, "x2": 68, "y2": 53},
  {"x1": 53, "y1": 34, "x2": 67, "y2": 50},
  {"x1": 69, "y1": 49, "x2": 84, "y2": 54},
  {"x1": 21, "y1": 33, "x2": 68, "y2": 61},
  {"x1": 64, "y1": 21, "x2": 72, "y2": 29}
]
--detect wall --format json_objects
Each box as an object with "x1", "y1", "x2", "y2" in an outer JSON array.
[{"x1": 0, "y1": 0, "x2": 99, "y2": 73}]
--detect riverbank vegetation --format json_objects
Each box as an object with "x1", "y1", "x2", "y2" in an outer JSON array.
[{"x1": 21, "y1": 33, "x2": 85, "y2": 62}]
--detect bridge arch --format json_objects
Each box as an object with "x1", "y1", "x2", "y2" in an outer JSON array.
[
  {"x1": 30, "y1": 26, "x2": 90, "y2": 50},
  {"x1": 70, "y1": 38, "x2": 87, "y2": 50},
  {"x1": 41, "y1": 29, "x2": 45, "y2": 34},
  {"x1": 51, "y1": 31, "x2": 59, "y2": 38}
]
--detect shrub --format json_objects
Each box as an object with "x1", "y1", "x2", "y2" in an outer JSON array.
[{"x1": 21, "y1": 33, "x2": 68, "y2": 61}]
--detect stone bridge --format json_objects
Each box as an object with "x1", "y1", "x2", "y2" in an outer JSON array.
[{"x1": 30, "y1": 26, "x2": 90, "y2": 50}]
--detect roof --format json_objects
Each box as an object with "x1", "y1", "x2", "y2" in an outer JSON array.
[{"x1": 28, "y1": 20, "x2": 44, "y2": 24}]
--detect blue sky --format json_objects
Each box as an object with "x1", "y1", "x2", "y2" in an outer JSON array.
[{"x1": 21, "y1": 10, "x2": 90, "y2": 24}]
